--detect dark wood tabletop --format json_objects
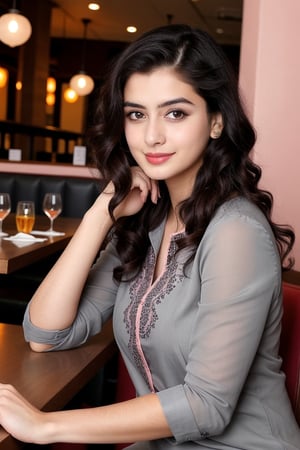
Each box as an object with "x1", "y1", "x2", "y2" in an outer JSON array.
[
  {"x1": 0, "y1": 214, "x2": 80, "y2": 274},
  {"x1": 0, "y1": 320, "x2": 117, "y2": 449}
]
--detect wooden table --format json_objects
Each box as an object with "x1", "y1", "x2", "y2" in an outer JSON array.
[
  {"x1": 0, "y1": 214, "x2": 80, "y2": 274},
  {"x1": 0, "y1": 320, "x2": 117, "y2": 450}
]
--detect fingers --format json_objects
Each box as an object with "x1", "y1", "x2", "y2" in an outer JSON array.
[
  {"x1": 0, "y1": 383, "x2": 34, "y2": 410},
  {"x1": 0, "y1": 382, "x2": 18, "y2": 400},
  {"x1": 131, "y1": 167, "x2": 150, "y2": 203},
  {"x1": 150, "y1": 178, "x2": 160, "y2": 204},
  {"x1": 100, "y1": 166, "x2": 159, "y2": 220},
  {"x1": 101, "y1": 168, "x2": 159, "y2": 205},
  {"x1": 131, "y1": 167, "x2": 159, "y2": 204},
  {"x1": 0, "y1": 384, "x2": 44, "y2": 443}
]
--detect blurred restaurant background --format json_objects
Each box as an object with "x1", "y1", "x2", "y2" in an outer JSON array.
[{"x1": 0, "y1": 0, "x2": 243, "y2": 163}]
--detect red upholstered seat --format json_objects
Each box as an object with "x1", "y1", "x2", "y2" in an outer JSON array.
[{"x1": 280, "y1": 282, "x2": 300, "y2": 425}]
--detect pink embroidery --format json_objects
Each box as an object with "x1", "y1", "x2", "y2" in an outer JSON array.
[
  {"x1": 124, "y1": 233, "x2": 185, "y2": 391},
  {"x1": 135, "y1": 292, "x2": 155, "y2": 392}
]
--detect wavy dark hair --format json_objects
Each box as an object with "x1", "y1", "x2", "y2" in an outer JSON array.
[{"x1": 88, "y1": 24, "x2": 294, "y2": 281}]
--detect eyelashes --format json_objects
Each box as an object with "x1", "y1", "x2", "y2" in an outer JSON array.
[
  {"x1": 166, "y1": 110, "x2": 188, "y2": 120},
  {"x1": 125, "y1": 111, "x2": 145, "y2": 120},
  {"x1": 125, "y1": 109, "x2": 189, "y2": 121}
]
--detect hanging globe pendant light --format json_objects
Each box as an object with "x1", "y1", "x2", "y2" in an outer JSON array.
[
  {"x1": 0, "y1": 0, "x2": 32, "y2": 48},
  {"x1": 70, "y1": 18, "x2": 94, "y2": 96},
  {"x1": 70, "y1": 71, "x2": 94, "y2": 96}
]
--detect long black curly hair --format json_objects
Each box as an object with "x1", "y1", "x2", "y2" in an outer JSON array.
[{"x1": 87, "y1": 24, "x2": 294, "y2": 281}]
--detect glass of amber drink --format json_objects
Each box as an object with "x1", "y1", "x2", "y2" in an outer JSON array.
[{"x1": 16, "y1": 201, "x2": 35, "y2": 233}]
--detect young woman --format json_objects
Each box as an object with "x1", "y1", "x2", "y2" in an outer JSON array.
[{"x1": 0, "y1": 24, "x2": 299, "y2": 450}]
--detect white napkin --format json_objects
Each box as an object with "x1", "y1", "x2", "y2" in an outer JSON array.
[
  {"x1": 3, "y1": 232, "x2": 47, "y2": 248},
  {"x1": 31, "y1": 230, "x2": 65, "y2": 237}
]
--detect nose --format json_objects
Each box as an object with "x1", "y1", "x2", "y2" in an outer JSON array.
[{"x1": 144, "y1": 117, "x2": 166, "y2": 146}]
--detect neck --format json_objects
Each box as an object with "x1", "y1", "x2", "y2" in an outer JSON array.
[{"x1": 167, "y1": 208, "x2": 184, "y2": 233}]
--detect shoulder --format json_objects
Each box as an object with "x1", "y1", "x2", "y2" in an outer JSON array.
[
  {"x1": 200, "y1": 197, "x2": 281, "y2": 275},
  {"x1": 213, "y1": 196, "x2": 269, "y2": 226},
  {"x1": 207, "y1": 197, "x2": 274, "y2": 241},
  {"x1": 197, "y1": 197, "x2": 281, "y2": 296}
]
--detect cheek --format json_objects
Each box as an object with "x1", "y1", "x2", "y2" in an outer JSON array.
[
  {"x1": 171, "y1": 118, "x2": 210, "y2": 143},
  {"x1": 171, "y1": 128, "x2": 204, "y2": 149},
  {"x1": 124, "y1": 124, "x2": 138, "y2": 149},
  {"x1": 189, "y1": 121, "x2": 212, "y2": 145},
  {"x1": 124, "y1": 131, "x2": 142, "y2": 164}
]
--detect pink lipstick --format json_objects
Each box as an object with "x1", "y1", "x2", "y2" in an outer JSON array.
[{"x1": 145, "y1": 153, "x2": 174, "y2": 165}]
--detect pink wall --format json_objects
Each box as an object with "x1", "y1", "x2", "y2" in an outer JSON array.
[{"x1": 239, "y1": 0, "x2": 300, "y2": 269}]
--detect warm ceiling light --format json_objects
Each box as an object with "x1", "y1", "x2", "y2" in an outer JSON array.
[
  {"x1": 70, "y1": 73, "x2": 94, "y2": 96},
  {"x1": 47, "y1": 77, "x2": 56, "y2": 93},
  {"x1": 64, "y1": 87, "x2": 79, "y2": 103},
  {"x1": 127, "y1": 26, "x2": 137, "y2": 33},
  {"x1": 0, "y1": 67, "x2": 8, "y2": 88},
  {"x1": 88, "y1": 3, "x2": 100, "y2": 11},
  {"x1": 0, "y1": 5, "x2": 32, "y2": 48},
  {"x1": 46, "y1": 93, "x2": 55, "y2": 106},
  {"x1": 16, "y1": 80, "x2": 22, "y2": 90},
  {"x1": 69, "y1": 18, "x2": 94, "y2": 96}
]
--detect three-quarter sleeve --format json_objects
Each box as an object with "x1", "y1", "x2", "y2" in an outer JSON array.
[
  {"x1": 23, "y1": 241, "x2": 121, "y2": 350},
  {"x1": 158, "y1": 211, "x2": 281, "y2": 442}
]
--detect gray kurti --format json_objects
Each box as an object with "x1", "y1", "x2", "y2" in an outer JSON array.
[{"x1": 23, "y1": 197, "x2": 300, "y2": 449}]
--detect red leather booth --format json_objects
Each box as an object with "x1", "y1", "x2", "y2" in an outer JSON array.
[{"x1": 280, "y1": 282, "x2": 300, "y2": 425}]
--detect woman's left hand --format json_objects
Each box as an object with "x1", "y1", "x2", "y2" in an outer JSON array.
[{"x1": 0, "y1": 384, "x2": 47, "y2": 444}]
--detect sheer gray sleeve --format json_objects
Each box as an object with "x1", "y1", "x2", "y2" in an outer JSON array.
[
  {"x1": 158, "y1": 211, "x2": 282, "y2": 441},
  {"x1": 23, "y1": 241, "x2": 120, "y2": 350}
]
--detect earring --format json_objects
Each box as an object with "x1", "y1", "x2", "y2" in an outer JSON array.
[
  {"x1": 211, "y1": 124, "x2": 222, "y2": 139},
  {"x1": 212, "y1": 131, "x2": 221, "y2": 139}
]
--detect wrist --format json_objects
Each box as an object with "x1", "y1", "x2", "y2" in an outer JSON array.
[
  {"x1": 31, "y1": 412, "x2": 57, "y2": 445},
  {"x1": 84, "y1": 196, "x2": 114, "y2": 229}
]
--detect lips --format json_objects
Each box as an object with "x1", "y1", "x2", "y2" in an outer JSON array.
[{"x1": 145, "y1": 152, "x2": 175, "y2": 165}]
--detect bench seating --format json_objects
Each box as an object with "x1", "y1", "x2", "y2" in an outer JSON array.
[
  {"x1": 0, "y1": 172, "x2": 103, "y2": 218},
  {"x1": 0, "y1": 171, "x2": 104, "y2": 325}
]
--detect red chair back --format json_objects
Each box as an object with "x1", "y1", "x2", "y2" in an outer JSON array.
[{"x1": 280, "y1": 282, "x2": 300, "y2": 425}]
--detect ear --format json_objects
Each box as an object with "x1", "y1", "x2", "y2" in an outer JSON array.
[{"x1": 210, "y1": 113, "x2": 224, "y2": 139}]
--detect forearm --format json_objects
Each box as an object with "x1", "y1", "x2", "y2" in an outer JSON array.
[
  {"x1": 28, "y1": 194, "x2": 114, "y2": 337},
  {"x1": 42, "y1": 394, "x2": 172, "y2": 445},
  {"x1": 27, "y1": 171, "x2": 158, "y2": 351}
]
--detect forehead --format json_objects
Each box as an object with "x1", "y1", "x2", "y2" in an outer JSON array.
[{"x1": 123, "y1": 66, "x2": 197, "y2": 100}]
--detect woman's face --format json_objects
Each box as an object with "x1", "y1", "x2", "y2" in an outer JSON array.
[{"x1": 123, "y1": 66, "x2": 222, "y2": 192}]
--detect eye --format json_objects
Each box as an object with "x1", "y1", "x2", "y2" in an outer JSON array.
[
  {"x1": 166, "y1": 109, "x2": 187, "y2": 120},
  {"x1": 125, "y1": 111, "x2": 145, "y2": 120}
]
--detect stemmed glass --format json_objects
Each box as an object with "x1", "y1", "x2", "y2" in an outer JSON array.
[
  {"x1": 42, "y1": 193, "x2": 62, "y2": 235},
  {"x1": 0, "y1": 193, "x2": 11, "y2": 237}
]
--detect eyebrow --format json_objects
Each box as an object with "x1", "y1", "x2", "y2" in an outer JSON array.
[{"x1": 123, "y1": 97, "x2": 195, "y2": 109}]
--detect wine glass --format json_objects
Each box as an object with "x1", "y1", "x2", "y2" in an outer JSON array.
[
  {"x1": 0, "y1": 193, "x2": 11, "y2": 237},
  {"x1": 42, "y1": 193, "x2": 62, "y2": 235}
]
